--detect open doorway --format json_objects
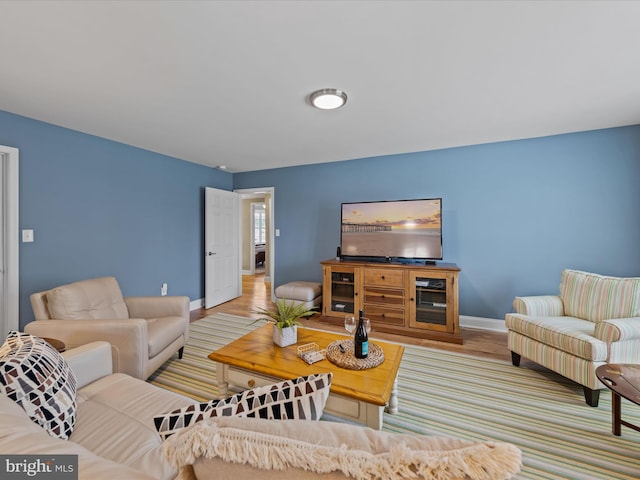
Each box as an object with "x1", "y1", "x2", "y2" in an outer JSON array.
[
  {"x1": 252, "y1": 202, "x2": 266, "y2": 275},
  {"x1": 235, "y1": 187, "x2": 275, "y2": 302}
]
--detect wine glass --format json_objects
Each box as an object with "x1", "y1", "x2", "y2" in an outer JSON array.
[
  {"x1": 344, "y1": 315, "x2": 356, "y2": 336},
  {"x1": 363, "y1": 318, "x2": 371, "y2": 335}
]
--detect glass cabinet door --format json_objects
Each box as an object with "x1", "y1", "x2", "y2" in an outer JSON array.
[
  {"x1": 322, "y1": 265, "x2": 361, "y2": 316},
  {"x1": 330, "y1": 270, "x2": 355, "y2": 314},
  {"x1": 409, "y1": 271, "x2": 453, "y2": 332}
]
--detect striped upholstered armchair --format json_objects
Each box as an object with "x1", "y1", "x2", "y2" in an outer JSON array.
[{"x1": 505, "y1": 269, "x2": 640, "y2": 407}]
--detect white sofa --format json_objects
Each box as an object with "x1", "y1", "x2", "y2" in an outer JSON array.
[
  {"x1": 0, "y1": 341, "x2": 195, "y2": 479},
  {"x1": 0, "y1": 340, "x2": 523, "y2": 480},
  {"x1": 506, "y1": 269, "x2": 640, "y2": 407}
]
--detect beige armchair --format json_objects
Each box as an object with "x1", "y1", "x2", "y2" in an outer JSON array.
[{"x1": 25, "y1": 276, "x2": 190, "y2": 380}]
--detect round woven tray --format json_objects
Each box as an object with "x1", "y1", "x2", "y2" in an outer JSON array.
[{"x1": 326, "y1": 340, "x2": 384, "y2": 370}]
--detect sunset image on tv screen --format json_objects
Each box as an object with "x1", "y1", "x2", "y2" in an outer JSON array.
[{"x1": 341, "y1": 199, "x2": 442, "y2": 259}]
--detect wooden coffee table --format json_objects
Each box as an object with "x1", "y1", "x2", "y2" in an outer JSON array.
[
  {"x1": 208, "y1": 324, "x2": 405, "y2": 430},
  {"x1": 596, "y1": 363, "x2": 640, "y2": 436}
]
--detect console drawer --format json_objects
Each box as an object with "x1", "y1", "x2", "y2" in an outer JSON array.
[
  {"x1": 364, "y1": 287, "x2": 404, "y2": 306},
  {"x1": 364, "y1": 305, "x2": 405, "y2": 326},
  {"x1": 364, "y1": 268, "x2": 404, "y2": 287}
]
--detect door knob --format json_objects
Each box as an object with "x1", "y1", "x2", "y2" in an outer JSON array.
[{"x1": 207, "y1": 252, "x2": 216, "y2": 256}]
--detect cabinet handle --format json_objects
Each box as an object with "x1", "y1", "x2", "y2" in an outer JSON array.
[
  {"x1": 381, "y1": 295, "x2": 385, "y2": 299},
  {"x1": 410, "y1": 297, "x2": 415, "y2": 302},
  {"x1": 381, "y1": 313, "x2": 386, "y2": 318},
  {"x1": 248, "y1": 379, "x2": 256, "y2": 388},
  {"x1": 381, "y1": 275, "x2": 385, "y2": 280}
]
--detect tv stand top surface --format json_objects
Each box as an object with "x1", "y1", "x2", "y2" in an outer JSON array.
[
  {"x1": 321, "y1": 258, "x2": 459, "y2": 271},
  {"x1": 391, "y1": 259, "x2": 436, "y2": 265}
]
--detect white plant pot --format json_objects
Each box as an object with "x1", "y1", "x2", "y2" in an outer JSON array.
[{"x1": 273, "y1": 325, "x2": 298, "y2": 347}]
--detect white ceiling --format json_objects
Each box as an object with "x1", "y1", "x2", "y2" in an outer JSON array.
[{"x1": 1, "y1": 1, "x2": 639, "y2": 173}]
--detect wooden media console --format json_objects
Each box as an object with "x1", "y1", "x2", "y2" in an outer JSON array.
[{"x1": 321, "y1": 258, "x2": 461, "y2": 344}]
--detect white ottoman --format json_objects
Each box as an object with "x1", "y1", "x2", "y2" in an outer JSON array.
[{"x1": 275, "y1": 281, "x2": 322, "y2": 310}]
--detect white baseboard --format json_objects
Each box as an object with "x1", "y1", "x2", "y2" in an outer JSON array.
[
  {"x1": 460, "y1": 315, "x2": 507, "y2": 333},
  {"x1": 190, "y1": 298, "x2": 204, "y2": 311}
]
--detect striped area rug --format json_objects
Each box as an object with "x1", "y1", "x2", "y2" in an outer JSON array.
[{"x1": 149, "y1": 313, "x2": 640, "y2": 480}]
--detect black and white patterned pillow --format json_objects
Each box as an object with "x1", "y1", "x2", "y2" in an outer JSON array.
[
  {"x1": 0, "y1": 331, "x2": 77, "y2": 439},
  {"x1": 154, "y1": 372, "x2": 332, "y2": 439}
]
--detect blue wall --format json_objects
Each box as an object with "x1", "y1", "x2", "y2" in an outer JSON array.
[
  {"x1": 234, "y1": 126, "x2": 640, "y2": 320},
  {"x1": 3, "y1": 107, "x2": 639, "y2": 327},
  {"x1": 0, "y1": 110, "x2": 232, "y2": 328}
]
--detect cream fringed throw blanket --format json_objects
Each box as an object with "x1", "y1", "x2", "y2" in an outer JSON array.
[{"x1": 162, "y1": 417, "x2": 522, "y2": 480}]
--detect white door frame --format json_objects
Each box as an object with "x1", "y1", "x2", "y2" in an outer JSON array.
[
  {"x1": 235, "y1": 187, "x2": 275, "y2": 302},
  {"x1": 1, "y1": 146, "x2": 19, "y2": 339}
]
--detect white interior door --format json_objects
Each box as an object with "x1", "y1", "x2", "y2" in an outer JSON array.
[
  {"x1": 0, "y1": 146, "x2": 19, "y2": 340},
  {"x1": 205, "y1": 187, "x2": 241, "y2": 308},
  {"x1": 0, "y1": 158, "x2": 4, "y2": 335}
]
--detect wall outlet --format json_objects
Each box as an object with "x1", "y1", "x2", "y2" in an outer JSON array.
[
  {"x1": 161, "y1": 283, "x2": 168, "y2": 296},
  {"x1": 22, "y1": 229, "x2": 34, "y2": 243}
]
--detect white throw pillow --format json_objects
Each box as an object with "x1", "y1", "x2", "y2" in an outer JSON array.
[
  {"x1": 163, "y1": 416, "x2": 523, "y2": 480},
  {"x1": 154, "y1": 372, "x2": 332, "y2": 439}
]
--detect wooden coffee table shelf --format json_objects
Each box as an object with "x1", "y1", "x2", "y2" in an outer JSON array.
[{"x1": 208, "y1": 324, "x2": 405, "y2": 430}]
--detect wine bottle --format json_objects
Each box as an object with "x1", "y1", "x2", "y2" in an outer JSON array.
[{"x1": 354, "y1": 309, "x2": 369, "y2": 359}]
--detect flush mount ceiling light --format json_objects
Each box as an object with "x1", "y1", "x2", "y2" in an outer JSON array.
[{"x1": 310, "y1": 88, "x2": 347, "y2": 110}]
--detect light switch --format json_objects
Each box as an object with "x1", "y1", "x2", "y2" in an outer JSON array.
[
  {"x1": 275, "y1": 229, "x2": 280, "y2": 237},
  {"x1": 22, "y1": 229, "x2": 34, "y2": 243}
]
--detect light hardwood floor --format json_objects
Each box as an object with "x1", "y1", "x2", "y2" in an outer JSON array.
[{"x1": 191, "y1": 273, "x2": 512, "y2": 362}]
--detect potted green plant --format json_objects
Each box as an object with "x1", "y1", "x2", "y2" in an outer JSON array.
[{"x1": 253, "y1": 298, "x2": 317, "y2": 347}]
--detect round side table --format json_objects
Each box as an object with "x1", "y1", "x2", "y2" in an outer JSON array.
[{"x1": 596, "y1": 363, "x2": 640, "y2": 436}]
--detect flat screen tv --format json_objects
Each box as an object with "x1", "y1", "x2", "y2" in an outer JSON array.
[{"x1": 340, "y1": 198, "x2": 442, "y2": 263}]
